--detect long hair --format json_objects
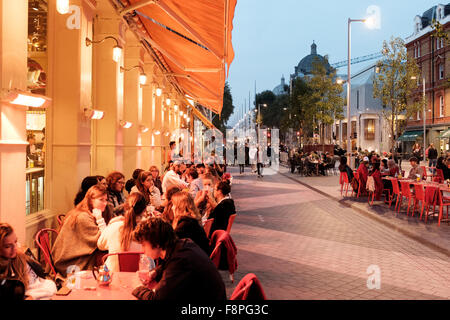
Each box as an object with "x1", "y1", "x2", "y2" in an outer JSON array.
[
  {"x1": 67, "y1": 185, "x2": 108, "y2": 227},
  {"x1": 171, "y1": 191, "x2": 201, "y2": 229},
  {"x1": 120, "y1": 193, "x2": 147, "y2": 251},
  {"x1": 0, "y1": 223, "x2": 29, "y2": 290},
  {"x1": 161, "y1": 186, "x2": 182, "y2": 224},
  {"x1": 135, "y1": 171, "x2": 153, "y2": 204}
]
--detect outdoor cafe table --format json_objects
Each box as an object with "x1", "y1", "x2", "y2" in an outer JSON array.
[
  {"x1": 382, "y1": 177, "x2": 450, "y2": 193},
  {"x1": 52, "y1": 271, "x2": 139, "y2": 300}
]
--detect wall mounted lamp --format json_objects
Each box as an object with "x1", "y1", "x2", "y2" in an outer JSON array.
[
  {"x1": 57, "y1": 0, "x2": 70, "y2": 14},
  {"x1": 1, "y1": 89, "x2": 51, "y2": 108},
  {"x1": 120, "y1": 65, "x2": 147, "y2": 85},
  {"x1": 119, "y1": 120, "x2": 133, "y2": 129},
  {"x1": 86, "y1": 36, "x2": 122, "y2": 63},
  {"x1": 139, "y1": 125, "x2": 149, "y2": 133},
  {"x1": 84, "y1": 108, "x2": 104, "y2": 120}
]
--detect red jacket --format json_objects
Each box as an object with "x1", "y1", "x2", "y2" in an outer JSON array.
[
  {"x1": 209, "y1": 230, "x2": 238, "y2": 275},
  {"x1": 357, "y1": 164, "x2": 369, "y2": 187},
  {"x1": 230, "y1": 273, "x2": 267, "y2": 300}
]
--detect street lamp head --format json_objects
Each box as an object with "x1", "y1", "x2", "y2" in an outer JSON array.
[
  {"x1": 336, "y1": 78, "x2": 345, "y2": 85},
  {"x1": 364, "y1": 16, "x2": 375, "y2": 29}
]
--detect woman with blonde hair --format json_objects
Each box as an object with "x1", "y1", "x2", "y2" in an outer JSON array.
[
  {"x1": 0, "y1": 223, "x2": 57, "y2": 299},
  {"x1": 97, "y1": 193, "x2": 149, "y2": 272},
  {"x1": 171, "y1": 191, "x2": 210, "y2": 255},
  {"x1": 131, "y1": 171, "x2": 162, "y2": 209},
  {"x1": 149, "y1": 165, "x2": 163, "y2": 195},
  {"x1": 52, "y1": 185, "x2": 108, "y2": 277}
]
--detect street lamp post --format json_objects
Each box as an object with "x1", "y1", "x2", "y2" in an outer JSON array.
[
  {"x1": 346, "y1": 17, "x2": 375, "y2": 168},
  {"x1": 256, "y1": 104, "x2": 267, "y2": 144},
  {"x1": 411, "y1": 76, "x2": 426, "y2": 161}
]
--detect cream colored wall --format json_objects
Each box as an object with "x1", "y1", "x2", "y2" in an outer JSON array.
[{"x1": 0, "y1": 0, "x2": 29, "y2": 244}]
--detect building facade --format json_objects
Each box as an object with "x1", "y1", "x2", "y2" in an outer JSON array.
[
  {"x1": 405, "y1": 4, "x2": 450, "y2": 155},
  {"x1": 0, "y1": 0, "x2": 233, "y2": 251}
]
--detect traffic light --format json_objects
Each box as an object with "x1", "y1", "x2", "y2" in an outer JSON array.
[
  {"x1": 267, "y1": 131, "x2": 271, "y2": 138},
  {"x1": 296, "y1": 131, "x2": 300, "y2": 136}
]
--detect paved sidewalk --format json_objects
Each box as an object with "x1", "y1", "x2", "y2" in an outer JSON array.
[
  {"x1": 277, "y1": 166, "x2": 450, "y2": 257},
  {"x1": 223, "y1": 166, "x2": 450, "y2": 300}
]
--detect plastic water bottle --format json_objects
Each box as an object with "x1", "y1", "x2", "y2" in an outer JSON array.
[{"x1": 139, "y1": 254, "x2": 155, "y2": 271}]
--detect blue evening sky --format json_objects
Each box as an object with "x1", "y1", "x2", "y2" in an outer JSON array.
[{"x1": 226, "y1": 0, "x2": 439, "y2": 126}]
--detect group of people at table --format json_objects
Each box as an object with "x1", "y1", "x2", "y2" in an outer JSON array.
[
  {"x1": 339, "y1": 152, "x2": 450, "y2": 205},
  {"x1": 1, "y1": 158, "x2": 236, "y2": 300}
]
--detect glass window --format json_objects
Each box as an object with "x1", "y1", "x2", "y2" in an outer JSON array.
[
  {"x1": 26, "y1": 0, "x2": 47, "y2": 215},
  {"x1": 364, "y1": 119, "x2": 375, "y2": 140},
  {"x1": 440, "y1": 96, "x2": 445, "y2": 118},
  {"x1": 439, "y1": 64, "x2": 444, "y2": 80}
]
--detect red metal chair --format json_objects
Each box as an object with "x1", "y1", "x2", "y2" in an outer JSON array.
[
  {"x1": 397, "y1": 181, "x2": 415, "y2": 216},
  {"x1": 226, "y1": 214, "x2": 237, "y2": 234},
  {"x1": 210, "y1": 230, "x2": 237, "y2": 283},
  {"x1": 56, "y1": 214, "x2": 65, "y2": 226},
  {"x1": 101, "y1": 252, "x2": 144, "y2": 272},
  {"x1": 339, "y1": 171, "x2": 349, "y2": 197},
  {"x1": 435, "y1": 189, "x2": 450, "y2": 226},
  {"x1": 412, "y1": 184, "x2": 425, "y2": 218},
  {"x1": 423, "y1": 186, "x2": 438, "y2": 223},
  {"x1": 384, "y1": 178, "x2": 400, "y2": 209},
  {"x1": 35, "y1": 228, "x2": 59, "y2": 277},
  {"x1": 421, "y1": 166, "x2": 428, "y2": 181},
  {"x1": 230, "y1": 273, "x2": 267, "y2": 300},
  {"x1": 352, "y1": 171, "x2": 366, "y2": 198},
  {"x1": 203, "y1": 218, "x2": 214, "y2": 238},
  {"x1": 433, "y1": 169, "x2": 445, "y2": 183}
]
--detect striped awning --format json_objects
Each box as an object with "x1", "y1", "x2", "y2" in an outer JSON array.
[{"x1": 439, "y1": 129, "x2": 450, "y2": 138}]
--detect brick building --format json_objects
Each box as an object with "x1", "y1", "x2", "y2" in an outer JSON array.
[{"x1": 404, "y1": 4, "x2": 450, "y2": 155}]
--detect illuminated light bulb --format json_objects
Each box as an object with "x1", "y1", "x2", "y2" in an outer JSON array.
[
  {"x1": 112, "y1": 46, "x2": 122, "y2": 63},
  {"x1": 166, "y1": 98, "x2": 171, "y2": 106},
  {"x1": 155, "y1": 88, "x2": 162, "y2": 97},
  {"x1": 139, "y1": 73, "x2": 147, "y2": 85},
  {"x1": 183, "y1": 114, "x2": 187, "y2": 119},
  {"x1": 179, "y1": 111, "x2": 183, "y2": 116},
  {"x1": 120, "y1": 120, "x2": 133, "y2": 129},
  {"x1": 11, "y1": 94, "x2": 46, "y2": 108},
  {"x1": 153, "y1": 129, "x2": 161, "y2": 135},
  {"x1": 91, "y1": 110, "x2": 104, "y2": 120},
  {"x1": 174, "y1": 105, "x2": 178, "y2": 111},
  {"x1": 57, "y1": 0, "x2": 70, "y2": 14}
]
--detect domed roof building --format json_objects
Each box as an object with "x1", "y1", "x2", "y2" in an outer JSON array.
[
  {"x1": 272, "y1": 75, "x2": 288, "y2": 96},
  {"x1": 291, "y1": 42, "x2": 332, "y2": 80}
]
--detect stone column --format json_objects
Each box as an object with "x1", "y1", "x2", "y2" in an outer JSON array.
[
  {"x1": 140, "y1": 58, "x2": 155, "y2": 170},
  {"x1": 91, "y1": 0, "x2": 124, "y2": 175},
  {"x1": 46, "y1": 0, "x2": 96, "y2": 219},
  {"x1": 122, "y1": 30, "x2": 141, "y2": 178},
  {"x1": 0, "y1": 0, "x2": 28, "y2": 242}
]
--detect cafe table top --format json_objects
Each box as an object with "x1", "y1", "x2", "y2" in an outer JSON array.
[
  {"x1": 52, "y1": 271, "x2": 139, "y2": 300},
  {"x1": 382, "y1": 177, "x2": 450, "y2": 192}
]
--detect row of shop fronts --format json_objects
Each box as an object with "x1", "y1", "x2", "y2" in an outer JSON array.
[{"x1": 0, "y1": 0, "x2": 235, "y2": 250}]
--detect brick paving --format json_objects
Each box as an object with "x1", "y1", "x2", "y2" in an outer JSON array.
[{"x1": 222, "y1": 166, "x2": 450, "y2": 300}]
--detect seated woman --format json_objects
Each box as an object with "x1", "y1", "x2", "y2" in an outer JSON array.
[
  {"x1": 194, "y1": 174, "x2": 215, "y2": 219},
  {"x1": 338, "y1": 156, "x2": 354, "y2": 181},
  {"x1": 131, "y1": 171, "x2": 162, "y2": 211},
  {"x1": 171, "y1": 191, "x2": 210, "y2": 256},
  {"x1": 106, "y1": 171, "x2": 126, "y2": 216},
  {"x1": 97, "y1": 193, "x2": 148, "y2": 272},
  {"x1": 52, "y1": 185, "x2": 108, "y2": 277},
  {"x1": 186, "y1": 167, "x2": 203, "y2": 199},
  {"x1": 73, "y1": 175, "x2": 112, "y2": 224},
  {"x1": 0, "y1": 223, "x2": 57, "y2": 300},
  {"x1": 149, "y1": 166, "x2": 163, "y2": 195},
  {"x1": 370, "y1": 162, "x2": 384, "y2": 201},
  {"x1": 160, "y1": 186, "x2": 182, "y2": 225},
  {"x1": 204, "y1": 181, "x2": 236, "y2": 238},
  {"x1": 387, "y1": 159, "x2": 400, "y2": 177}
]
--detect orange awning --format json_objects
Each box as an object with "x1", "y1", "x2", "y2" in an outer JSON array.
[{"x1": 125, "y1": 0, "x2": 236, "y2": 115}]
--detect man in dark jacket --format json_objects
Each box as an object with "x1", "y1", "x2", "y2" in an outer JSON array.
[
  {"x1": 132, "y1": 218, "x2": 226, "y2": 301},
  {"x1": 428, "y1": 143, "x2": 438, "y2": 174}
]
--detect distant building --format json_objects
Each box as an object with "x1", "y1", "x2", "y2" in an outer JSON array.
[
  {"x1": 272, "y1": 75, "x2": 288, "y2": 96},
  {"x1": 291, "y1": 42, "x2": 333, "y2": 81},
  {"x1": 404, "y1": 3, "x2": 450, "y2": 155},
  {"x1": 335, "y1": 64, "x2": 391, "y2": 153}
]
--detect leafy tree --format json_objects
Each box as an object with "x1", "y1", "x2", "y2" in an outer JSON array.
[
  {"x1": 213, "y1": 82, "x2": 235, "y2": 134},
  {"x1": 373, "y1": 36, "x2": 421, "y2": 151},
  {"x1": 307, "y1": 58, "x2": 344, "y2": 146}
]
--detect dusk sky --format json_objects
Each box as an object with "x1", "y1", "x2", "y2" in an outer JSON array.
[{"x1": 226, "y1": 0, "x2": 440, "y2": 127}]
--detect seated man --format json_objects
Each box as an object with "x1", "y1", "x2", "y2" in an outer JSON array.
[
  {"x1": 407, "y1": 157, "x2": 423, "y2": 180},
  {"x1": 131, "y1": 218, "x2": 226, "y2": 301}
]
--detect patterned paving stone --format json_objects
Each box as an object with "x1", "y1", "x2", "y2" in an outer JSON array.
[{"x1": 223, "y1": 166, "x2": 450, "y2": 300}]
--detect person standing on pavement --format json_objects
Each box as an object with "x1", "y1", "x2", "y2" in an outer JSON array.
[
  {"x1": 412, "y1": 143, "x2": 422, "y2": 164},
  {"x1": 427, "y1": 143, "x2": 438, "y2": 174}
]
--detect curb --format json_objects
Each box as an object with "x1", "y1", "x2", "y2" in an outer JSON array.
[{"x1": 278, "y1": 170, "x2": 450, "y2": 258}]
